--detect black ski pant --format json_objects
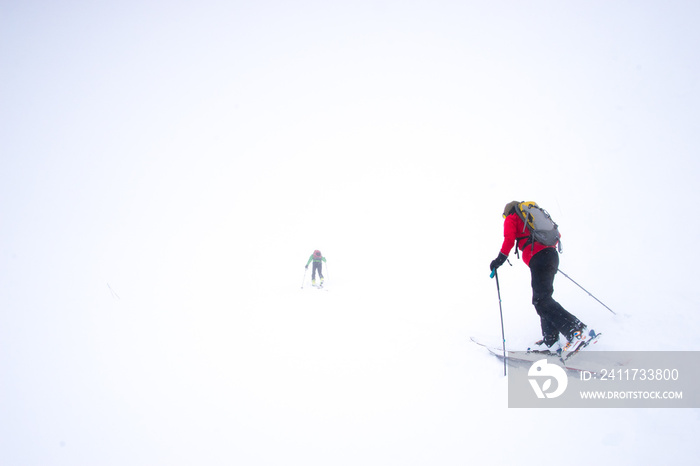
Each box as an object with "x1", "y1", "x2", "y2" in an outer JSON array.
[
  {"x1": 311, "y1": 261, "x2": 324, "y2": 280},
  {"x1": 529, "y1": 247, "x2": 584, "y2": 345}
]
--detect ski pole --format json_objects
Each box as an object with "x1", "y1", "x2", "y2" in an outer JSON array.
[
  {"x1": 491, "y1": 269, "x2": 507, "y2": 376},
  {"x1": 557, "y1": 269, "x2": 616, "y2": 315},
  {"x1": 301, "y1": 267, "x2": 307, "y2": 289}
]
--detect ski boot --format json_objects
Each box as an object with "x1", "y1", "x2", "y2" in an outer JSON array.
[{"x1": 527, "y1": 339, "x2": 562, "y2": 356}]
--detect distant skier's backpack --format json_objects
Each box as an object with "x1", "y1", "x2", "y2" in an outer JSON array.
[{"x1": 514, "y1": 201, "x2": 562, "y2": 252}]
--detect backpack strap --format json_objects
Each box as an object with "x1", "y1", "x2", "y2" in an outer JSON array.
[
  {"x1": 515, "y1": 202, "x2": 534, "y2": 253},
  {"x1": 516, "y1": 235, "x2": 532, "y2": 248}
]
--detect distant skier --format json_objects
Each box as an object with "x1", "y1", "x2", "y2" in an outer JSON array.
[
  {"x1": 489, "y1": 201, "x2": 597, "y2": 354},
  {"x1": 305, "y1": 250, "x2": 326, "y2": 287}
]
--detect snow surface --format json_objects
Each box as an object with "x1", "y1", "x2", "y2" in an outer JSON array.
[{"x1": 2, "y1": 1, "x2": 700, "y2": 465}]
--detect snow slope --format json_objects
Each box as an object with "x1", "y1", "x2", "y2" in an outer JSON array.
[{"x1": 3, "y1": 229, "x2": 698, "y2": 465}]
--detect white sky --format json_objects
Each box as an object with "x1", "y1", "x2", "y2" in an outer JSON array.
[{"x1": 2, "y1": 1, "x2": 700, "y2": 465}]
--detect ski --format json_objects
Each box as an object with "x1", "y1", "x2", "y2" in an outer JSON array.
[{"x1": 470, "y1": 336, "x2": 596, "y2": 374}]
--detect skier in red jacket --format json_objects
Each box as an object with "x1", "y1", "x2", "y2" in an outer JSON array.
[{"x1": 489, "y1": 201, "x2": 595, "y2": 354}]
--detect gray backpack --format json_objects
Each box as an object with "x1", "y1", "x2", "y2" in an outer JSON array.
[{"x1": 514, "y1": 201, "x2": 562, "y2": 252}]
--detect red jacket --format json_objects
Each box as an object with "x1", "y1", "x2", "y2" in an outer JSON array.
[{"x1": 500, "y1": 213, "x2": 555, "y2": 267}]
